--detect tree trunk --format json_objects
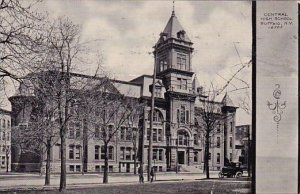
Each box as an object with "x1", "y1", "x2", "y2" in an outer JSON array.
[
  {"x1": 45, "y1": 140, "x2": 51, "y2": 186},
  {"x1": 133, "y1": 145, "x2": 137, "y2": 175},
  {"x1": 103, "y1": 144, "x2": 108, "y2": 183},
  {"x1": 59, "y1": 127, "x2": 67, "y2": 191},
  {"x1": 205, "y1": 134, "x2": 210, "y2": 179}
]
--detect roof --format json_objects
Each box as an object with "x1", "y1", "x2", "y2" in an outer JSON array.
[
  {"x1": 160, "y1": 11, "x2": 191, "y2": 42},
  {"x1": 0, "y1": 108, "x2": 11, "y2": 115},
  {"x1": 221, "y1": 93, "x2": 235, "y2": 107}
]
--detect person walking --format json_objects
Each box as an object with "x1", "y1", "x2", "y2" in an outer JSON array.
[
  {"x1": 150, "y1": 167, "x2": 155, "y2": 182},
  {"x1": 138, "y1": 166, "x2": 144, "y2": 183}
]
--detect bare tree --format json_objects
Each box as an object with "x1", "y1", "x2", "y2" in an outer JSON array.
[{"x1": 0, "y1": 0, "x2": 45, "y2": 85}]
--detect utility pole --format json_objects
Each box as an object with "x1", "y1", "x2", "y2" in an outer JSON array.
[{"x1": 148, "y1": 44, "x2": 157, "y2": 181}]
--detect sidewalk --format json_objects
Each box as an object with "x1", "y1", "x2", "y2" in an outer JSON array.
[{"x1": 0, "y1": 171, "x2": 222, "y2": 191}]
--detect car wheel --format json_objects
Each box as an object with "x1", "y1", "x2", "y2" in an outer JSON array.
[
  {"x1": 218, "y1": 172, "x2": 224, "y2": 178},
  {"x1": 236, "y1": 172, "x2": 242, "y2": 178}
]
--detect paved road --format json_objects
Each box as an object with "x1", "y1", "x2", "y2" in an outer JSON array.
[{"x1": 0, "y1": 171, "x2": 249, "y2": 191}]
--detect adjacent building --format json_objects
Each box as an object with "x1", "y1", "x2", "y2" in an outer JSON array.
[
  {"x1": 9, "y1": 10, "x2": 238, "y2": 173},
  {"x1": 0, "y1": 108, "x2": 11, "y2": 172}
]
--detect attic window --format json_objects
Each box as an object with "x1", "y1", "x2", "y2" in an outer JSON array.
[
  {"x1": 177, "y1": 30, "x2": 186, "y2": 40},
  {"x1": 159, "y1": 32, "x2": 168, "y2": 42}
]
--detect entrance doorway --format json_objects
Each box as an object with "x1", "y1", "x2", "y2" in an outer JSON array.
[
  {"x1": 126, "y1": 163, "x2": 130, "y2": 172},
  {"x1": 178, "y1": 151, "x2": 185, "y2": 164}
]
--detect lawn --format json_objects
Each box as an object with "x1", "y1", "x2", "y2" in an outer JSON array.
[{"x1": 1, "y1": 180, "x2": 251, "y2": 194}]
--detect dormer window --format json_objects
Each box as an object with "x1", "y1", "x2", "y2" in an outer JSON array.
[
  {"x1": 177, "y1": 30, "x2": 186, "y2": 40},
  {"x1": 159, "y1": 32, "x2": 168, "y2": 43}
]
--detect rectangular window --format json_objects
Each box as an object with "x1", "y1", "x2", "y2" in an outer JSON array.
[
  {"x1": 217, "y1": 124, "x2": 221, "y2": 133},
  {"x1": 126, "y1": 128, "x2": 132, "y2": 141},
  {"x1": 194, "y1": 134, "x2": 198, "y2": 145},
  {"x1": 230, "y1": 137, "x2": 233, "y2": 148},
  {"x1": 2, "y1": 120, "x2": 5, "y2": 128},
  {"x1": 69, "y1": 146, "x2": 74, "y2": 159},
  {"x1": 95, "y1": 125, "x2": 100, "y2": 138},
  {"x1": 120, "y1": 147, "x2": 125, "y2": 160},
  {"x1": 147, "y1": 128, "x2": 150, "y2": 140},
  {"x1": 120, "y1": 127, "x2": 125, "y2": 140},
  {"x1": 75, "y1": 146, "x2": 80, "y2": 159},
  {"x1": 69, "y1": 165, "x2": 75, "y2": 172},
  {"x1": 230, "y1": 122, "x2": 233, "y2": 133},
  {"x1": 7, "y1": 120, "x2": 10, "y2": 129},
  {"x1": 158, "y1": 129, "x2": 163, "y2": 142},
  {"x1": 230, "y1": 153, "x2": 232, "y2": 161},
  {"x1": 177, "y1": 78, "x2": 187, "y2": 90},
  {"x1": 186, "y1": 110, "x2": 189, "y2": 123},
  {"x1": 153, "y1": 129, "x2": 157, "y2": 142},
  {"x1": 95, "y1": 146, "x2": 100, "y2": 160},
  {"x1": 95, "y1": 165, "x2": 100, "y2": 172},
  {"x1": 7, "y1": 132, "x2": 9, "y2": 141},
  {"x1": 177, "y1": 109, "x2": 180, "y2": 123},
  {"x1": 194, "y1": 151, "x2": 198, "y2": 162},
  {"x1": 177, "y1": 53, "x2": 187, "y2": 71},
  {"x1": 125, "y1": 148, "x2": 131, "y2": 160},
  {"x1": 101, "y1": 146, "x2": 105, "y2": 160},
  {"x1": 108, "y1": 125, "x2": 114, "y2": 137},
  {"x1": 217, "y1": 137, "x2": 221, "y2": 148},
  {"x1": 76, "y1": 165, "x2": 81, "y2": 172},
  {"x1": 180, "y1": 106, "x2": 186, "y2": 123},
  {"x1": 158, "y1": 149, "x2": 163, "y2": 161},
  {"x1": 217, "y1": 153, "x2": 220, "y2": 164},
  {"x1": 75, "y1": 122, "x2": 81, "y2": 139},
  {"x1": 153, "y1": 149, "x2": 157, "y2": 160},
  {"x1": 108, "y1": 146, "x2": 114, "y2": 160},
  {"x1": 2, "y1": 132, "x2": 5, "y2": 140},
  {"x1": 69, "y1": 122, "x2": 75, "y2": 139},
  {"x1": 155, "y1": 87, "x2": 162, "y2": 98},
  {"x1": 109, "y1": 166, "x2": 113, "y2": 172}
]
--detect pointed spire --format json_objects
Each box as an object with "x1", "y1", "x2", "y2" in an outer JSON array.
[
  {"x1": 222, "y1": 92, "x2": 235, "y2": 107},
  {"x1": 172, "y1": 1, "x2": 175, "y2": 16}
]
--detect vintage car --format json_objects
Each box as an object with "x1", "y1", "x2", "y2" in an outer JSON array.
[{"x1": 218, "y1": 162, "x2": 243, "y2": 178}]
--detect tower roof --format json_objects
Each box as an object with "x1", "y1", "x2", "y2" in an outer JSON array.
[
  {"x1": 221, "y1": 92, "x2": 235, "y2": 107},
  {"x1": 160, "y1": 11, "x2": 191, "y2": 42}
]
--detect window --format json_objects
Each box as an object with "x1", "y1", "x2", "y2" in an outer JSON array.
[
  {"x1": 230, "y1": 122, "x2": 233, "y2": 133},
  {"x1": 217, "y1": 124, "x2": 221, "y2": 133},
  {"x1": 186, "y1": 110, "x2": 189, "y2": 123},
  {"x1": 108, "y1": 125, "x2": 114, "y2": 137},
  {"x1": 217, "y1": 153, "x2": 220, "y2": 164},
  {"x1": 229, "y1": 137, "x2": 232, "y2": 148},
  {"x1": 158, "y1": 129, "x2": 163, "y2": 142},
  {"x1": 194, "y1": 151, "x2": 198, "y2": 162},
  {"x1": 120, "y1": 147, "x2": 125, "y2": 160},
  {"x1": 95, "y1": 146, "x2": 100, "y2": 160},
  {"x1": 217, "y1": 137, "x2": 221, "y2": 148},
  {"x1": 208, "y1": 153, "x2": 211, "y2": 160},
  {"x1": 95, "y1": 165, "x2": 100, "y2": 172},
  {"x1": 177, "y1": 53, "x2": 187, "y2": 70},
  {"x1": 69, "y1": 122, "x2": 75, "y2": 139},
  {"x1": 75, "y1": 146, "x2": 80, "y2": 159},
  {"x1": 177, "y1": 78, "x2": 187, "y2": 90},
  {"x1": 158, "y1": 149, "x2": 163, "y2": 161},
  {"x1": 126, "y1": 128, "x2": 132, "y2": 141},
  {"x1": 108, "y1": 146, "x2": 114, "y2": 160},
  {"x1": 75, "y1": 122, "x2": 81, "y2": 138},
  {"x1": 101, "y1": 146, "x2": 105, "y2": 160},
  {"x1": 76, "y1": 165, "x2": 81, "y2": 172},
  {"x1": 154, "y1": 87, "x2": 162, "y2": 98},
  {"x1": 120, "y1": 127, "x2": 125, "y2": 140},
  {"x1": 230, "y1": 153, "x2": 232, "y2": 161},
  {"x1": 159, "y1": 57, "x2": 168, "y2": 72},
  {"x1": 2, "y1": 120, "x2": 5, "y2": 128},
  {"x1": 7, "y1": 132, "x2": 9, "y2": 141},
  {"x1": 2, "y1": 132, "x2": 5, "y2": 140},
  {"x1": 178, "y1": 131, "x2": 188, "y2": 146},
  {"x1": 147, "y1": 129, "x2": 150, "y2": 141},
  {"x1": 95, "y1": 125, "x2": 100, "y2": 138},
  {"x1": 7, "y1": 120, "x2": 10, "y2": 129},
  {"x1": 153, "y1": 129, "x2": 157, "y2": 142},
  {"x1": 69, "y1": 146, "x2": 74, "y2": 159},
  {"x1": 69, "y1": 165, "x2": 75, "y2": 172},
  {"x1": 194, "y1": 134, "x2": 198, "y2": 145},
  {"x1": 153, "y1": 149, "x2": 157, "y2": 160},
  {"x1": 180, "y1": 106, "x2": 185, "y2": 123},
  {"x1": 125, "y1": 147, "x2": 131, "y2": 160},
  {"x1": 177, "y1": 109, "x2": 180, "y2": 123}
]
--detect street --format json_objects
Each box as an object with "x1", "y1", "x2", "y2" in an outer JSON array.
[{"x1": 0, "y1": 172, "x2": 250, "y2": 193}]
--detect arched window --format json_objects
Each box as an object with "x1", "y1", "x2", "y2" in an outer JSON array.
[{"x1": 177, "y1": 130, "x2": 189, "y2": 146}]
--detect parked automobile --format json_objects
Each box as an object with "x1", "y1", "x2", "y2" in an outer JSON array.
[{"x1": 218, "y1": 162, "x2": 243, "y2": 178}]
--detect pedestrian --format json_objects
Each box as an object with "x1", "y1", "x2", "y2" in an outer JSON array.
[
  {"x1": 150, "y1": 167, "x2": 154, "y2": 182},
  {"x1": 138, "y1": 166, "x2": 144, "y2": 183}
]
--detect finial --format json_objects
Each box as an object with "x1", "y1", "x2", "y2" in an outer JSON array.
[{"x1": 172, "y1": 1, "x2": 175, "y2": 16}]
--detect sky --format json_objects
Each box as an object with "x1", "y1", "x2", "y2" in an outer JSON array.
[{"x1": 5, "y1": 0, "x2": 253, "y2": 125}]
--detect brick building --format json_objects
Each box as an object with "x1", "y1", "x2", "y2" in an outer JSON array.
[
  {"x1": 0, "y1": 108, "x2": 11, "y2": 172},
  {"x1": 9, "y1": 10, "x2": 238, "y2": 173}
]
